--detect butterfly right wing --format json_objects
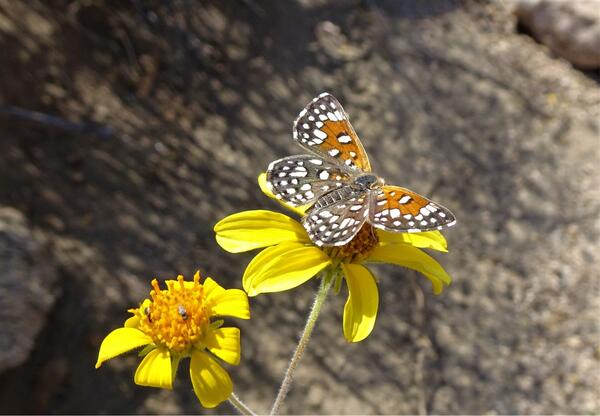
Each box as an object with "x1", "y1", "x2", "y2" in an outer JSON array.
[
  {"x1": 266, "y1": 155, "x2": 353, "y2": 207},
  {"x1": 368, "y1": 185, "x2": 456, "y2": 232},
  {"x1": 293, "y1": 93, "x2": 371, "y2": 172},
  {"x1": 303, "y1": 186, "x2": 369, "y2": 246}
]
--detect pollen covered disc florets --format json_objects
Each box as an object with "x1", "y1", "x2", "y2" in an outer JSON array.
[
  {"x1": 135, "y1": 274, "x2": 209, "y2": 354},
  {"x1": 329, "y1": 223, "x2": 379, "y2": 262}
]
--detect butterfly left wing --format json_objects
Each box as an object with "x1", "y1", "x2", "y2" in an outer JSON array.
[
  {"x1": 266, "y1": 155, "x2": 354, "y2": 207},
  {"x1": 369, "y1": 185, "x2": 456, "y2": 232},
  {"x1": 293, "y1": 93, "x2": 371, "y2": 172},
  {"x1": 303, "y1": 186, "x2": 369, "y2": 246}
]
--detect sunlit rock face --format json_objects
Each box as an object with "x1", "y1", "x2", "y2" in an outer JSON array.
[{"x1": 514, "y1": 0, "x2": 600, "y2": 69}]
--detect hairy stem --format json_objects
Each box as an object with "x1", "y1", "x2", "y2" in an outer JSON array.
[
  {"x1": 270, "y1": 270, "x2": 334, "y2": 415},
  {"x1": 228, "y1": 391, "x2": 256, "y2": 415}
]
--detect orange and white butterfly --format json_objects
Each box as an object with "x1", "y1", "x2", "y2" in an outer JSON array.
[{"x1": 266, "y1": 93, "x2": 456, "y2": 247}]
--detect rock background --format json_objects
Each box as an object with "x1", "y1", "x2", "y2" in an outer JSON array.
[
  {"x1": 0, "y1": 0, "x2": 598, "y2": 414},
  {"x1": 513, "y1": 0, "x2": 600, "y2": 69}
]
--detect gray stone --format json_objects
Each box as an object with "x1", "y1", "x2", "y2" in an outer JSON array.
[
  {"x1": 0, "y1": 208, "x2": 59, "y2": 373},
  {"x1": 514, "y1": 0, "x2": 600, "y2": 68}
]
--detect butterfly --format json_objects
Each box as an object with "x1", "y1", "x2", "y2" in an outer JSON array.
[{"x1": 266, "y1": 92, "x2": 456, "y2": 247}]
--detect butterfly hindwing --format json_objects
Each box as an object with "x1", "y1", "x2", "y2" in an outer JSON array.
[
  {"x1": 266, "y1": 155, "x2": 353, "y2": 207},
  {"x1": 303, "y1": 186, "x2": 369, "y2": 246},
  {"x1": 368, "y1": 185, "x2": 456, "y2": 232},
  {"x1": 293, "y1": 93, "x2": 371, "y2": 172}
]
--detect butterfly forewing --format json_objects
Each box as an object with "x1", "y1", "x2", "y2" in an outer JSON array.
[
  {"x1": 266, "y1": 155, "x2": 353, "y2": 206},
  {"x1": 369, "y1": 185, "x2": 456, "y2": 232},
  {"x1": 293, "y1": 93, "x2": 371, "y2": 172},
  {"x1": 303, "y1": 186, "x2": 369, "y2": 246}
]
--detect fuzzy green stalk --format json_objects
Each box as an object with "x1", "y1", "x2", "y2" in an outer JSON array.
[
  {"x1": 228, "y1": 391, "x2": 256, "y2": 415},
  {"x1": 269, "y1": 268, "x2": 335, "y2": 415}
]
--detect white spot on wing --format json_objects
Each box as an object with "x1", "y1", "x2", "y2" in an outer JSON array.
[
  {"x1": 399, "y1": 195, "x2": 412, "y2": 204},
  {"x1": 337, "y1": 135, "x2": 352, "y2": 144},
  {"x1": 313, "y1": 129, "x2": 327, "y2": 140}
]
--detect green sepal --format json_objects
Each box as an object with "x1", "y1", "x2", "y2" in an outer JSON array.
[
  {"x1": 138, "y1": 344, "x2": 156, "y2": 357},
  {"x1": 210, "y1": 319, "x2": 225, "y2": 330},
  {"x1": 333, "y1": 270, "x2": 343, "y2": 295},
  {"x1": 171, "y1": 355, "x2": 181, "y2": 381}
]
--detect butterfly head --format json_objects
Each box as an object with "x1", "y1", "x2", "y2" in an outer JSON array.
[{"x1": 353, "y1": 173, "x2": 383, "y2": 191}]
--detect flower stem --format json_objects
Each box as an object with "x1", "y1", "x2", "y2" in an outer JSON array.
[
  {"x1": 270, "y1": 270, "x2": 334, "y2": 415},
  {"x1": 228, "y1": 391, "x2": 256, "y2": 415}
]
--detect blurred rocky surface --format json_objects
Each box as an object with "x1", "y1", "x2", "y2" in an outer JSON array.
[
  {"x1": 513, "y1": 0, "x2": 600, "y2": 69},
  {"x1": 0, "y1": 0, "x2": 598, "y2": 414},
  {"x1": 0, "y1": 207, "x2": 59, "y2": 372}
]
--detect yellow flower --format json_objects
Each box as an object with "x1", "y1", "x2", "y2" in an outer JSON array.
[
  {"x1": 213, "y1": 174, "x2": 452, "y2": 343},
  {"x1": 95, "y1": 272, "x2": 250, "y2": 408}
]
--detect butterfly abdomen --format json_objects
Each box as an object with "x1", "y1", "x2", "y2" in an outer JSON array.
[{"x1": 310, "y1": 187, "x2": 358, "y2": 211}]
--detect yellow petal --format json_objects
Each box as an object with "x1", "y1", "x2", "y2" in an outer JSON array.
[
  {"x1": 206, "y1": 282, "x2": 250, "y2": 320},
  {"x1": 95, "y1": 327, "x2": 152, "y2": 368},
  {"x1": 258, "y1": 173, "x2": 311, "y2": 216},
  {"x1": 124, "y1": 299, "x2": 152, "y2": 328},
  {"x1": 342, "y1": 264, "x2": 379, "y2": 342},
  {"x1": 124, "y1": 315, "x2": 140, "y2": 328},
  {"x1": 366, "y1": 244, "x2": 452, "y2": 294},
  {"x1": 376, "y1": 230, "x2": 448, "y2": 252},
  {"x1": 204, "y1": 327, "x2": 241, "y2": 365},
  {"x1": 190, "y1": 350, "x2": 233, "y2": 408},
  {"x1": 203, "y1": 275, "x2": 224, "y2": 298},
  {"x1": 134, "y1": 347, "x2": 173, "y2": 389},
  {"x1": 243, "y1": 241, "x2": 331, "y2": 296},
  {"x1": 214, "y1": 209, "x2": 310, "y2": 253}
]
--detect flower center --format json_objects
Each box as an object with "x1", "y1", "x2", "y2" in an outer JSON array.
[
  {"x1": 328, "y1": 223, "x2": 379, "y2": 262},
  {"x1": 136, "y1": 275, "x2": 209, "y2": 354}
]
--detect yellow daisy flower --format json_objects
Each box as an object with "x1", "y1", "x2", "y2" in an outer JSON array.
[
  {"x1": 213, "y1": 174, "x2": 452, "y2": 343},
  {"x1": 95, "y1": 272, "x2": 250, "y2": 408}
]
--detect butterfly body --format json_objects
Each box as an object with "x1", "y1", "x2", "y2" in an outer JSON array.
[
  {"x1": 266, "y1": 93, "x2": 456, "y2": 247},
  {"x1": 352, "y1": 173, "x2": 383, "y2": 191}
]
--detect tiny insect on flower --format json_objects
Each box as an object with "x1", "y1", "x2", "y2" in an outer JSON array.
[
  {"x1": 95, "y1": 272, "x2": 250, "y2": 409},
  {"x1": 213, "y1": 174, "x2": 452, "y2": 343}
]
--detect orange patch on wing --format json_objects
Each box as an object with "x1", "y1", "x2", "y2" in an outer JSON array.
[
  {"x1": 320, "y1": 120, "x2": 371, "y2": 172},
  {"x1": 380, "y1": 186, "x2": 429, "y2": 216}
]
